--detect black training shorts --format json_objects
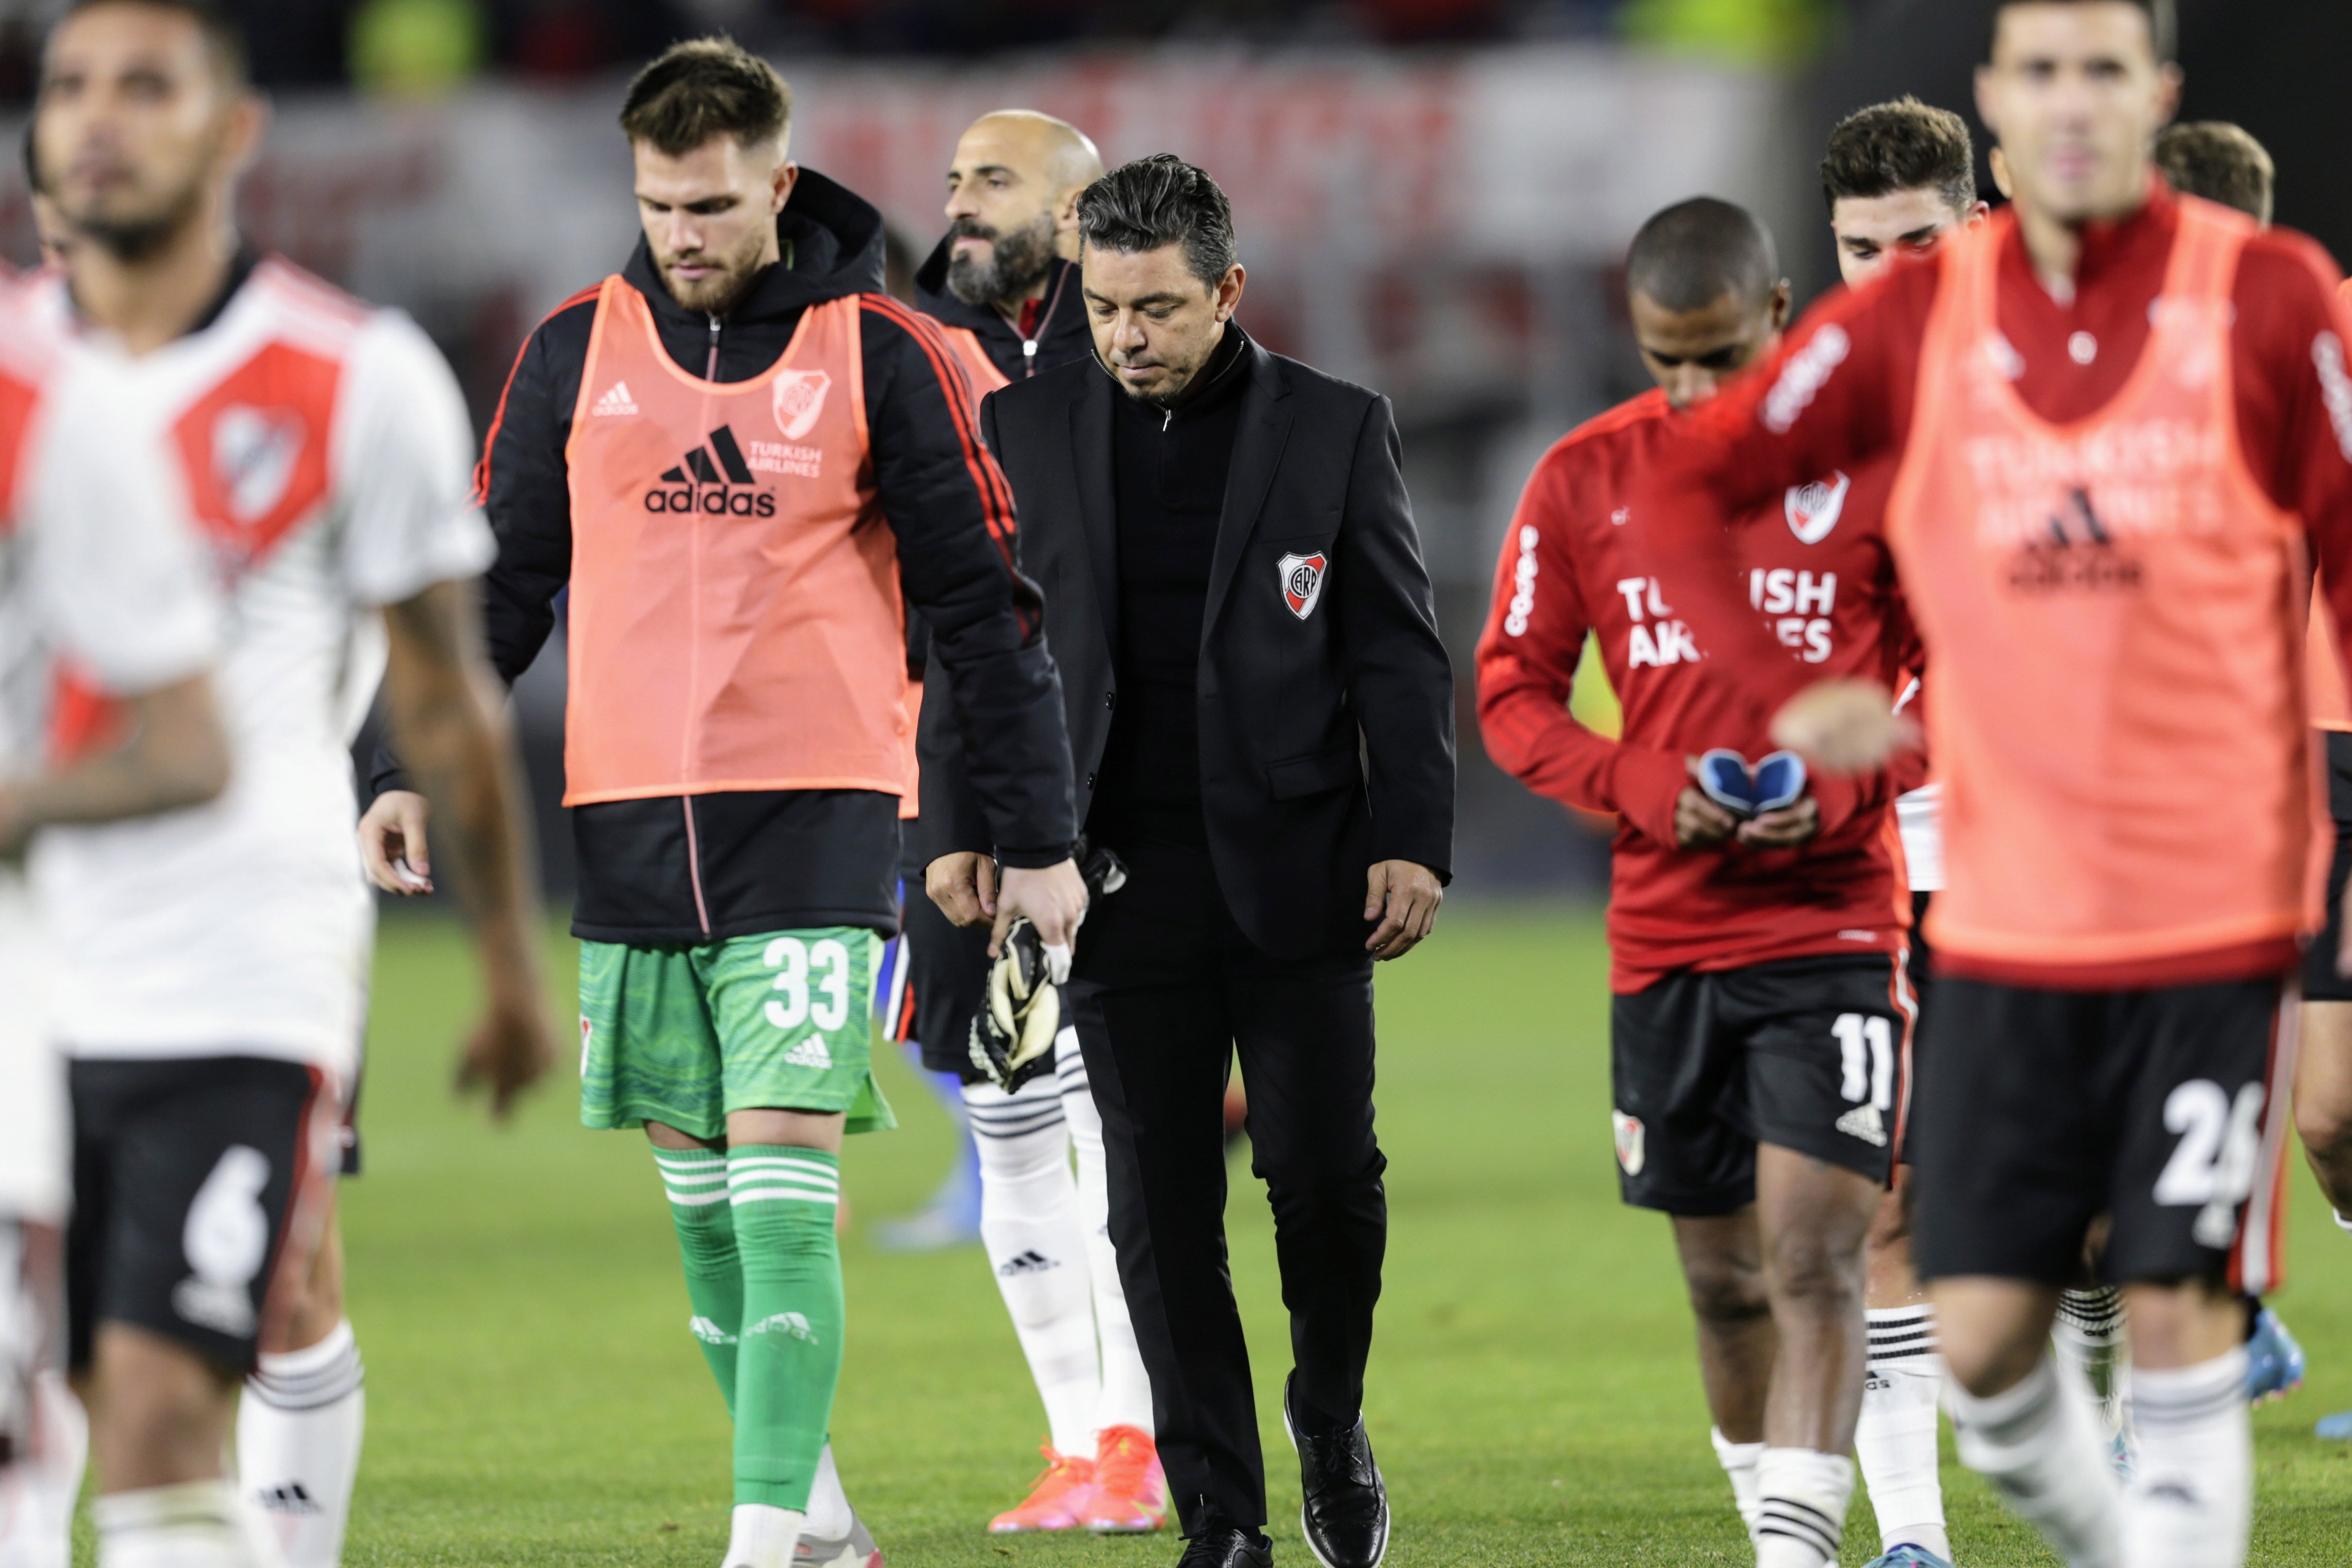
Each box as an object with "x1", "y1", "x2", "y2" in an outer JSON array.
[
  {"x1": 1609, "y1": 952, "x2": 1912, "y2": 1216},
  {"x1": 66, "y1": 1056, "x2": 337, "y2": 1373},
  {"x1": 901, "y1": 876, "x2": 993, "y2": 1082},
  {"x1": 1912, "y1": 975, "x2": 2295, "y2": 1293},
  {"x1": 2303, "y1": 730, "x2": 2352, "y2": 1002}
]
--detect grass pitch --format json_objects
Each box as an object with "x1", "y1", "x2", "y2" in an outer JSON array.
[{"x1": 261, "y1": 906, "x2": 2352, "y2": 1564}]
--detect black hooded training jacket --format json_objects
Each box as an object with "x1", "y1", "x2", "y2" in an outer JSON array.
[
  {"x1": 910, "y1": 237, "x2": 1095, "y2": 384},
  {"x1": 377, "y1": 170, "x2": 1076, "y2": 945}
]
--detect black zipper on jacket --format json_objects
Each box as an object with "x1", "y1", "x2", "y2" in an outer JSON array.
[
  {"x1": 1014, "y1": 265, "x2": 1071, "y2": 377},
  {"x1": 683, "y1": 311, "x2": 725, "y2": 938}
]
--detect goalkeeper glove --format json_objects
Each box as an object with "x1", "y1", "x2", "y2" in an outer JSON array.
[
  {"x1": 967, "y1": 840, "x2": 1127, "y2": 1092},
  {"x1": 969, "y1": 915, "x2": 1060, "y2": 1092}
]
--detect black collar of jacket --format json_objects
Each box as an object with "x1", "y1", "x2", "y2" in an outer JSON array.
[
  {"x1": 618, "y1": 165, "x2": 887, "y2": 328},
  {"x1": 1066, "y1": 324, "x2": 1295, "y2": 644},
  {"x1": 912, "y1": 241, "x2": 1093, "y2": 380},
  {"x1": 1101, "y1": 319, "x2": 1253, "y2": 423}
]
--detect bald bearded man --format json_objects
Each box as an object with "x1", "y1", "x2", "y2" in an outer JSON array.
[
  {"x1": 899, "y1": 112, "x2": 1170, "y2": 1538},
  {"x1": 919, "y1": 110, "x2": 1101, "y2": 386}
]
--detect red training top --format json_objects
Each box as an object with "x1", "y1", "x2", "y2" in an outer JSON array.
[{"x1": 1477, "y1": 387, "x2": 1924, "y2": 993}]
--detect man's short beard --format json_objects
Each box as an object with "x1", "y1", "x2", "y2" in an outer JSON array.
[
  {"x1": 662, "y1": 226, "x2": 775, "y2": 316},
  {"x1": 68, "y1": 178, "x2": 206, "y2": 265},
  {"x1": 945, "y1": 211, "x2": 1056, "y2": 308},
  {"x1": 667, "y1": 263, "x2": 758, "y2": 316}
]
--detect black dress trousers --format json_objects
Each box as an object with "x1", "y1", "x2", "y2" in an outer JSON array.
[{"x1": 1065, "y1": 838, "x2": 1386, "y2": 1537}]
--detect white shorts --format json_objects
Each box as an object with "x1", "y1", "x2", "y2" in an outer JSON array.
[{"x1": 0, "y1": 872, "x2": 69, "y2": 1223}]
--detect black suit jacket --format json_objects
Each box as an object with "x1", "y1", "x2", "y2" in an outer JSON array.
[{"x1": 917, "y1": 337, "x2": 1455, "y2": 961}]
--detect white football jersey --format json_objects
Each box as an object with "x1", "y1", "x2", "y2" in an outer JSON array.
[
  {"x1": 0, "y1": 279, "x2": 222, "y2": 1220},
  {"x1": 31, "y1": 259, "x2": 494, "y2": 1074}
]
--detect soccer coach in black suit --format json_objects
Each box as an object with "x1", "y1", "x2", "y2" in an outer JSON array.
[{"x1": 922, "y1": 155, "x2": 1454, "y2": 1568}]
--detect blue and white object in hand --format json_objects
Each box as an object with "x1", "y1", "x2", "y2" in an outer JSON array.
[{"x1": 1696, "y1": 749, "x2": 1808, "y2": 819}]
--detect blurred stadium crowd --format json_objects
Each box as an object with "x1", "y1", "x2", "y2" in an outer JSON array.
[{"x1": 0, "y1": 0, "x2": 1837, "y2": 97}]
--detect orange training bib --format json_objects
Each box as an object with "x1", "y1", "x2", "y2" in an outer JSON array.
[
  {"x1": 562, "y1": 280, "x2": 910, "y2": 806},
  {"x1": 1887, "y1": 201, "x2": 2309, "y2": 975}
]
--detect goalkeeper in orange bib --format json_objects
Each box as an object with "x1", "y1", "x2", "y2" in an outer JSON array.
[{"x1": 362, "y1": 38, "x2": 1087, "y2": 1568}]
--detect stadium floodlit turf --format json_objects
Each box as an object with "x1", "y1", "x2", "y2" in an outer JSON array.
[{"x1": 103, "y1": 905, "x2": 2350, "y2": 1566}]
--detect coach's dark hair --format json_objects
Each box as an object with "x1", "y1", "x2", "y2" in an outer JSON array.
[
  {"x1": 1626, "y1": 197, "x2": 1779, "y2": 314},
  {"x1": 619, "y1": 37, "x2": 791, "y2": 157},
  {"x1": 1987, "y1": 0, "x2": 2175, "y2": 64},
  {"x1": 55, "y1": 0, "x2": 249, "y2": 87},
  {"x1": 1076, "y1": 155, "x2": 1237, "y2": 291},
  {"x1": 2155, "y1": 122, "x2": 2274, "y2": 226},
  {"x1": 1822, "y1": 97, "x2": 1977, "y2": 216}
]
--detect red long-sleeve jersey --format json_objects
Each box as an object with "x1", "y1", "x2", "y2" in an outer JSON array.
[
  {"x1": 1477, "y1": 387, "x2": 1922, "y2": 992},
  {"x1": 1646, "y1": 184, "x2": 2352, "y2": 988}
]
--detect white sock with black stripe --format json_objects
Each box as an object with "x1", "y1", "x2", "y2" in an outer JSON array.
[
  {"x1": 237, "y1": 1318, "x2": 364, "y2": 1568},
  {"x1": 1708, "y1": 1427, "x2": 1764, "y2": 1544},
  {"x1": 1949, "y1": 1355, "x2": 2120, "y2": 1568},
  {"x1": 1857, "y1": 1305, "x2": 1949, "y2": 1561},
  {"x1": 2123, "y1": 1349, "x2": 2250, "y2": 1568},
  {"x1": 1058, "y1": 1027, "x2": 1154, "y2": 1438},
  {"x1": 965, "y1": 1073, "x2": 1099, "y2": 1455},
  {"x1": 2054, "y1": 1285, "x2": 2131, "y2": 1454},
  {"x1": 1754, "y1": 1448, "x2": 1852, "y2": 1566}
]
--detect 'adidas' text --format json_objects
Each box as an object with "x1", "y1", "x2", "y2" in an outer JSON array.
[{"x1": 644, "y1": 426, "x2": 777, "y2": 517}]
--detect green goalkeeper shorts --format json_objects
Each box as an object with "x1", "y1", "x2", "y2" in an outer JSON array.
[{"x1": 578, "y1": 929, "x2": 896, "y2": 1141}]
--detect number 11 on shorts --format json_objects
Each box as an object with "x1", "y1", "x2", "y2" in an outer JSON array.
[{"x1": 1833, "y1": 1012, "x2": 1894, "y2": 1108}]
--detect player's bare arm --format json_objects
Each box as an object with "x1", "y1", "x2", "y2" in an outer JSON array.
[
  {"x1": 380, "y1": 577, "x2": 553, "y2": 1117},
  {"x1": 0, "y1": 673, "x2": 228, "y2": 856}
]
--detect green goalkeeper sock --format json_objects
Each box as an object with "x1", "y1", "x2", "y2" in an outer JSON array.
[
  {"x1": 654, "y1": 1147, "x2": 742, "y2": 1412},
  {"x1": 727, "y1": 1145, "x2": 845, "y2": 1511}
]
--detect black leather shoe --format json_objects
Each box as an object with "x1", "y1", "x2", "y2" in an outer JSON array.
[
  {"x1": 1284, "y1": 1373, "x2": 1389, "y2": 1568},
  {"x1": 1175, "y1": 1525, "x2": 1274, "y2": 1566}
]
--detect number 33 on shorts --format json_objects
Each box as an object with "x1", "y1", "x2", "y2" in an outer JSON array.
[
  {"x1": 763, "y1": 934, "x2": 856, "y2": 1037},
  {"x1": 730, "y1": 930, "x2": 882, "y2": 1110},
  {"x1": 576, "y1": 928, "x2": 895, "y2": 1140}
]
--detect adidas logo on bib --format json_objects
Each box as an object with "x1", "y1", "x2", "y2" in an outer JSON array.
[
  {"x1": 784, "y1": 1037, "x2": 833, "y2": 1070},
  {"x1": 644, "y1": 427, "x2": 777, "y2": 517},
  {"x1": 592, "y1": 381, "x2": 639, "y2": 417}
]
